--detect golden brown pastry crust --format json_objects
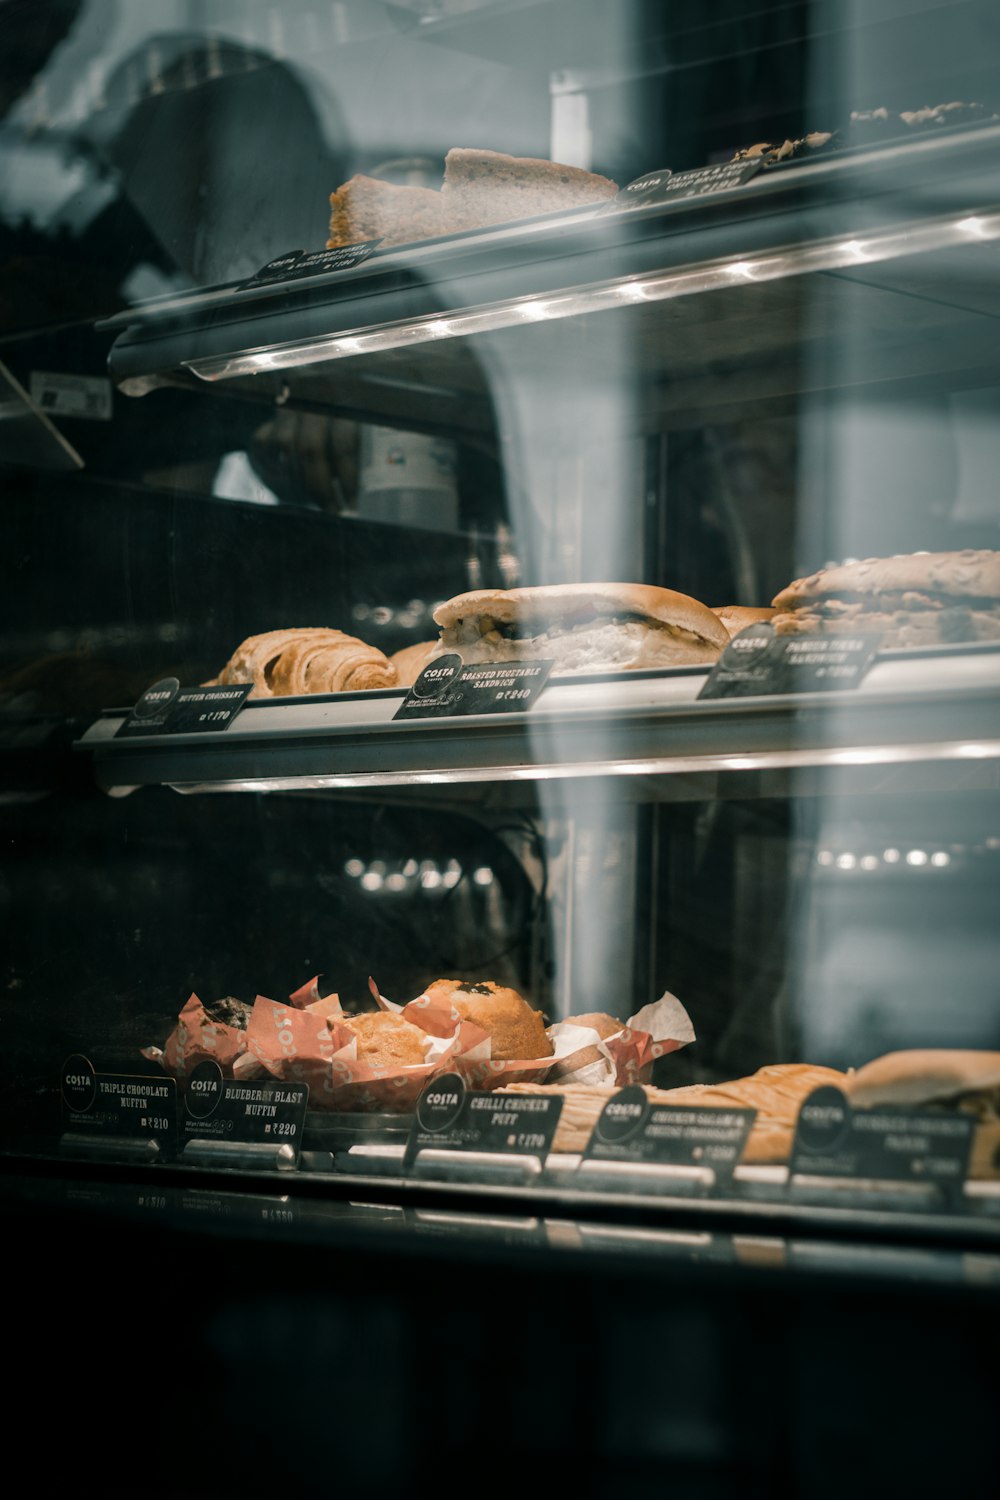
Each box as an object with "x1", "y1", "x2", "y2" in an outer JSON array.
[
  {"x1": 269, "y1": 634, "x2": 397, "y2": 695},
  {"x1": 216, "y1": 628, "x2": 397, "y2": 697},
  {"x1": 342, "y1": 1011, "x2": 428, "y2": 1069},
  {"x1": 564, "y1": 1012, "x2": 625, "y2": 1040},
  {"x1": 773, "y1": 550, "x2": 1000, "y2": 608},
  {"x1": 712, "y1": 605, "x2": 776, "y2": 637},
  {"x1": 423, "y1": 979, "x2": 553, "y2": 1061},
  {"x1": 502, "y1": 1063, "x2": 846, "y2": 1158},
  {"x1": 389, "y1": 641, "x2": 439, "y2": 687},
  {"x1": 218, "y1": 628, "x2": 340, "y2": 697}
]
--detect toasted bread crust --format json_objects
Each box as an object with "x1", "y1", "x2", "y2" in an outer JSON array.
[
  {"x1": 712, "y1": 605, "x2": 776, "y2": 636},
  {"x1": 773, "y1": 550, "x2": 1000, "y2": 609},
  {"x1": 846, "y1": 1049, "x2": 1000, "y2": 1108},
  {"x1": 432, "y1": 582, "x2": 729, "y2": 648}
]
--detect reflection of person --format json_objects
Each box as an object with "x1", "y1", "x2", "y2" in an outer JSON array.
[
  {"x1": 0, "y1": 0, "x2": 83, "y2": 118},
  {"x1": 94, "y1": 35, "x2": 349, "y2": 286},
  {"x1": 2, "y1": 26, "x2": 364, "y2": 512}
]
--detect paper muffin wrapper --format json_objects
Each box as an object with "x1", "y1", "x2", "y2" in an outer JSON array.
[
  {"x1": 546, "y1": 990, "x2": 696, "y2": 1088},
  {"x1": 143, "y1": 982, "x2": 696, "y2": 1112},
  {"x1": 140, "y1": 993, "x2": 248, "y2": 1079}
]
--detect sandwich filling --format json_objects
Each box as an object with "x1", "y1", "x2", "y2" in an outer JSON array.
[
  {"x1": 774, "y1": 596, "x2": 1000, "y2": 643},
  {"x1": 441, "y1": 611, "x2": 721, "y2": 670}
]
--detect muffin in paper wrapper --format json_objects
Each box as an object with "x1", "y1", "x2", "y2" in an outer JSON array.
[
  {"x1": 143, "y1": 979, "x2": 695, "y2": 1112},
  {"x1": 141, "y1": 993, "x2": 249, "y2": 1079},
  {"x1": 545, "y1": 991, "x2": 696, "y2": 1088}
]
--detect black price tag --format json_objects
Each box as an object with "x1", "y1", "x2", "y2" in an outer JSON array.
[
  {"x1": 241, "y1": 242, "x2": 382, "y2": 289},
  {"x1": 405, "y1": 1072, "x2": 563, "y2": 1166},
  {"x1": 117, "y1": 679, "x2": 253, "y2": 738},
  {"x1": 698, "y1": 623, "x2": 880, "y2": 699},
  {"x1": 182, "y1": 1060, "x2": 309, "y2": 1155},
  {"x1": 616, "y1": 160, "x2": 761, "y2": 208},
  {"x1": 584, "y1": 1086, "x2": 755, "y2": 1182},
  {"x1": 60, "y1": 1054, "x2": 177, "y2": 1145},
  {"x1": 394, "y1": 654, "x2": 553, "y2": 720},
  {"x1": 790, "y1": 1085, "x2": 975, "y2": 1192}
]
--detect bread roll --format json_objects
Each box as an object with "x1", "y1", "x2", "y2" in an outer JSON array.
[
  {"x1": 423, "y1": 979, "x2": 553, "y2": 1061},
  {"x1": 502, "y1": 1062, "x2": 846, "y2": 1158},
  {"x1": 433, "y1": 582, "x2": 728, "y2": 674},
  {"x1": 771, "y1": 550, "x2": 1000, "y2": 646},
  {"x1": 845, "y1": 1049, "x2": 1000, "y2": 1179}
]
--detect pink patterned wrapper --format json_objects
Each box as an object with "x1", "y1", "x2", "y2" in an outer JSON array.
[
  {"x1": 144, "y1": 979, "x2": 695, "y2": 1111},
  {"x1": 140, "y1": 993, "x2": 249, "y2": 1079},
  {"x1": 231, "y1": 980, "x2": 494, "y2": 1113},
  {"x1": 546, "y1": 991, "x2": 696, "y2": 1088}
]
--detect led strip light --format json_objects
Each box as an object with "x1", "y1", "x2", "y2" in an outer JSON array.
[
  {"x1": 160, "y1": 736, "x2": 1000, "y2": 795},
  {"x1": 185, "y1": 210, "x2": 1000, "y2": 382}
]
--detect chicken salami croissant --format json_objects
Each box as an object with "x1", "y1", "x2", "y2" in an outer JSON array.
[{"x1": 216, "y1": 627, "x2": 398, "y2": 698}]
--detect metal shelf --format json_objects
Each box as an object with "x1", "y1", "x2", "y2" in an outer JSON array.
[
  {"x1": 101, "y1": 127, "x2": 1000, "y2": 437},
  {"x1": 76, "y1": 645, "x2": 1000, "y2": 799}
]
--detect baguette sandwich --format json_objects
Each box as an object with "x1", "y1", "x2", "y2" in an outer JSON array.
[
  {"x1": 771, "y1": 549, "x2": 1000, "y2": 647},
  {"x1": 846, "y1": 1048, "x2": 1000, "y2": 1178},
  {"x1": 432, "y1": 582, "x2": 729, "y2": 674}
]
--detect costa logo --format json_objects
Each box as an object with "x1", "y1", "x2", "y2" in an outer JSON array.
[
  {"x1": 186, "y1": 1059, "x2": 224, "y2": 1120},
  {"x1": 410, "y1": 652, "x2": 462, "y2": 700}
]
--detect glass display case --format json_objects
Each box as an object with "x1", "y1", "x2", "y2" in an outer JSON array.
[{"x1": 2, "y1": 6, "x2": 1000, "y2": 1477}]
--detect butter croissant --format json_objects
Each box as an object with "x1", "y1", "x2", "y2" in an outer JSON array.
[
  {"x1": 217, "y1": 627, "x2": 397, "y2": 698},
  {"x1": 269, "y1": 634, "x2": 397, "y2": 694}
]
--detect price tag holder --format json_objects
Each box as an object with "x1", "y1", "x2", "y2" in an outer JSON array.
[
  {"x1": 116, "y1": 678, "x2": 253, "y2": 738},
  {"x1": 582, "y1": 1085, "x2": 755, "y2": 1187},
  {"x1": 241, "y1": 241, "x2": 382, "y2": 289},
  {"x1": 60, "y1": 1053, "x2": 177, "y2": 1156},
  {"x1": 615, "y1": 160, "x2": 762, "y2": 209},
  {"x1": 790, "y1": 1085, "x2": 974, "y2": 1200},
  {"x1": 698, "y1": 623, "x2": 880, "y2": 699},
  {"x1": 181, "y1": 1060, "x2": 309, "y2": 1164},
  {"x1": 405, "y1": 1072, "x2": 563, "y2": 1168},
  {"x1": 393, "y1": 654, "x2": 554, "y2": 720}
]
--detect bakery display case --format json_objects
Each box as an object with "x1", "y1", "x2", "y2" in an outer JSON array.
[{"x1": 4, "y1": 6, "x2": 1000, "y2": 1459}]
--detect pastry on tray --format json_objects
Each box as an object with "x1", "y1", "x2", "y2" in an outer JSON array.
[
  {"x1": 389, "y1": 640, "x2": 439, "y2": 686},
  {"x1": 421, "y1": 978, "x2": 553, "y2": 1061},
  {"x1": 501, "y1": 1062, "x2": 845, "y2": 1157},
  {"x1": 327, "y1": 147, "x2": 618, "y2": 250},
  {"x1": 215, "y1": 627, "x2": 398, "y2": 697},
  {"x1": 771, "y1": 549, "x2": 1000, "y2": 647},
  {"x1": 711, "y1": 605, "x2": 776, "y2": 637}
]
